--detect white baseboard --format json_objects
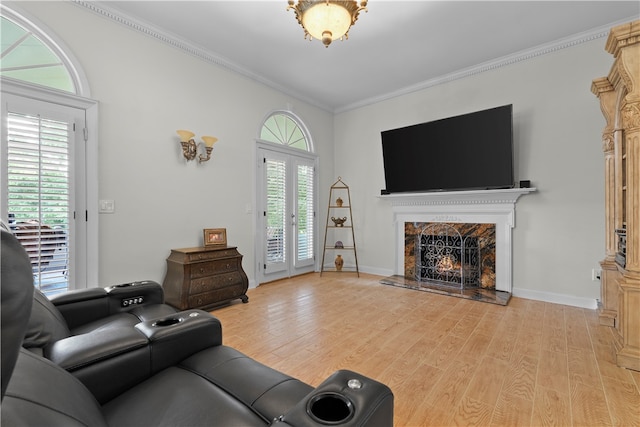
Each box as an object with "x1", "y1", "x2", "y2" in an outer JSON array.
[
  {"x1": 359, "y1": 266, "x2": 394, "y2": 277},
  {"x1": 318, "y1": 264, "x2": 393, "y2": 278},
  {"x1": 512, "y1": 287, "x2": 598, "y2": 309}
]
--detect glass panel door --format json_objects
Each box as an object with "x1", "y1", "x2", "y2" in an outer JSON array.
[
  {"x1": 2, "y1": 97, "x2": 85, "y2": 295},
  {"x1": 264, "y1": 154, "x2": 288, "y2": 275},
  {"x1": 294, "y1": 159, "x2": 314, "y2": 269},
  {"x1": 258, "y1": 146, "x2": 316, "y2": 283}
]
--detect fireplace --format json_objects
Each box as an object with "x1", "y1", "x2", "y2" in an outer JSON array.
[
  {"x1": 408, "y1": 222, "x2": 495, "y2": 290},
  {"x1": 380, "y1": 188, "x2": 535, "y2": 297},
  {"x1": 416, "y1": 224, "x2": 480, "y2": 288}
]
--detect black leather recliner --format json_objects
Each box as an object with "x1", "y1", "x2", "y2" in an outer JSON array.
[
  {"x1": 1, "y1": 229, "x2": 394, "y2": 426},
  {"x1": 24, "y1": 278, "x2": 188, "y2": 402}
]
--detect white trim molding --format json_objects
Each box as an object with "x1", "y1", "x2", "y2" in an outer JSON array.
[
  {"x1": 513, "y1": 287, "x2": 598, "y2": 310},
  {"x1": 380, "y1": 188, "x2": 535, "y2": 293}
]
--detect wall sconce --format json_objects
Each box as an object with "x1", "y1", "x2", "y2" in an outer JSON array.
[{"x1": 176, "y1": 130, "x2": 218, "y2": 163}]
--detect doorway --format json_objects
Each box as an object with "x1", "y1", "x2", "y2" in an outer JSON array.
[{"x1": 257, "y1": 144, "x2": 317, "y2": 284}]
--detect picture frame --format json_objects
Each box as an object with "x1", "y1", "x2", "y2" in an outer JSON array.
[{"x1": 203, "y1": 228, "x2": 227, "y2": 247}]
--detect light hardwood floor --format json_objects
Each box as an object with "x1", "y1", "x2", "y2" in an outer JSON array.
[{"x1": 213, "y1": 273, "x2": 640, "y2": 426}]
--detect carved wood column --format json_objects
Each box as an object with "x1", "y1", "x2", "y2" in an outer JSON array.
[
  {"x1": 603, "y1": 20, "x2": 640, "y2": 371},
  {"x1": 609, "y1": 21, "x2": 640, "y2": 275},
  {"x1": 591, "y1": 78, "x2": 618, "y2": 326}
]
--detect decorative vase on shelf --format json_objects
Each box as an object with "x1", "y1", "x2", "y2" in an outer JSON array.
[
  {"x1": 336, "y1": 197, "x2": 343, "y2": 207},
  {"x1": 331, "y1": 216, "x2": 347, "y2": 227},
  {"x1": 334, "y1": 254, "x2": 344, "y2": 271}
]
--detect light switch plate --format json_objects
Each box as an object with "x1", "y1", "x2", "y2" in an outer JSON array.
[{"x1": 99, "y1": 199, "x2": 115, "y2": 213}]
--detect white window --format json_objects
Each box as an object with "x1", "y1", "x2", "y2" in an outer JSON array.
[
  {"x1": 2, "y1": 95, "x2": 89, "y2": 295},
  {"x1": 257, "y1": 111, "x2": 317, "y2": 284},
  {"x1": 6, "y1": 109, "x2": 74, "y2": 293},
  {"x1": 0, "y1": 12, "x2": 79, "y2": 93},
  {"x1": 1, "y1": 8, "x2": 97, "y2": 294}
]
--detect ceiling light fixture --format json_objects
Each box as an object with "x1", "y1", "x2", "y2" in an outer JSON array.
[{"x1": 287, "y1": 0, "x2": 368, "y2": 48}]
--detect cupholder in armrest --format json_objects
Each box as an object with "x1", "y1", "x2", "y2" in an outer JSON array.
[
  {"x1": 109, "y1": 280, "x2": 155, "y2": 290},
  {"x1": 306, "y1": 392, "x2": 354, "y2": 425},
  {"x1": 152, "y1": 316, "x2": 183, "y2": 327},
  {"x1": 113, "y1": 282, "x2": 134, "y2": 288},
  {"x1": 278, "y1": 370, "x2": 393, "y2": 426}
]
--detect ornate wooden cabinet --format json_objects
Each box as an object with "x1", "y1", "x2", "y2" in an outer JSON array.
[
  {"x1": 162, "y1": 246, "x2": 249, "y2": 311},
  {"x1": 592, "y1": 20, "x2": 639, "y2": 371}
]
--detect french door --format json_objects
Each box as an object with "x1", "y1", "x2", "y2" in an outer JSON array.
[
  {"x1": 1, "y1": 94, "x2": 87, "y2": 295},
  {"x1": 257, "y1": 144, "x2": 317, "y2": 284}
]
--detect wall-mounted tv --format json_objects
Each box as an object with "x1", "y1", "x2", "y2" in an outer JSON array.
[{"x1": 381, "y1": 104, "x2": 514, "y2": 193}]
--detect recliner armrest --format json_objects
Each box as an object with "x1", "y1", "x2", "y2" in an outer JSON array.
[
  {"x1": 45, "y1": 327, "x2": 148, "y2": 371},
  {"x1": 51, "y1": 281, "x2": 165, "y2": 329},
  {"x1": 273, "y1": 370, "x2": 394, "y2": 427},
  {"x1": 45, "y1": 327, "x2": 151, "y2": 403},
  {"x1": 135, "y1": 309, "x2": 222, "y2": 373},
  {"x1": 50, "y1": 287, "x2": 108, "y2": 305},
  {"x1": 105, "y1": 280, "x2": 165, "y2": 312},
  {"x1": 50, "y1": 288, "x2": 110, "y2": 329}
]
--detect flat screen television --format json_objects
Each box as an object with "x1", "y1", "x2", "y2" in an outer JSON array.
[{"x1": 381, "y1": 104, "x2": 514, "y2": 193}]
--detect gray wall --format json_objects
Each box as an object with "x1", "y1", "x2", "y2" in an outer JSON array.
[
  {"x1": 12, "y1": 1, "x2": 334, "y2": 287},
  {"x1": 14, "y1": 1, "x2": 615, "y2": 307},
  {"x1": 334, "y1": 39, "x2": 610, "y2": 307}
]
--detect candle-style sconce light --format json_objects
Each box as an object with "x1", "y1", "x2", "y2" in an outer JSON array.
[{"x1": 176, "y1": 130, "x2": 218, "y2": 163}]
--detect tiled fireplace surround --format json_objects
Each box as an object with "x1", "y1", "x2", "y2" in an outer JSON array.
[{"x1": 380, "y1": 188, "x2": 535, "y2": 304}]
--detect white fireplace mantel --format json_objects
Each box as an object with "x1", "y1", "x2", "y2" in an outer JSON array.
[
  {"x1": 379, "y1": 188, "x2": 536, "y2": 293},
  {"x1": 379, "y1": 187, "x2": 536, "y2": 207}
]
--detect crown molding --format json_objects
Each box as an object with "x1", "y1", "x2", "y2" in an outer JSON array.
[
  {"x1": 72, "y1": 2, "x2": 637, "y2": 115},
  {"x1": 335, "y1": 18, "x2": 637, "y2": 113},
  {"x1": 72, "y1": 1, "x2": 333, "y2": 112}
]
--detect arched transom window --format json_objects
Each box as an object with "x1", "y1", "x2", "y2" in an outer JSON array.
[
  {"x1": 260, "y1": 112, "x2": 312, "y2": 152},
  {"x1": 1, "y1": 14, "x2": 76, "y2": 93}
]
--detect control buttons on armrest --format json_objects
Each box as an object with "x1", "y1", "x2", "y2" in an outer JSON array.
[{"x1": 121, "y1": 296, "x2": 144, "y2": 307}]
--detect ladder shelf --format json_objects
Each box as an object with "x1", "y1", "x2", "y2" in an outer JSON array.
[{"x1": 320, "y1": 177, "x2": 359, "y2": 276}]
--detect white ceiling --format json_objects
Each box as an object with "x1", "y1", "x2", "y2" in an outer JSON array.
[{"x1": 93, "y1": 1, "x2": 639, "y2": 112}]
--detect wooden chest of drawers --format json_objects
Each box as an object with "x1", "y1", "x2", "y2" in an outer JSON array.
[{"x1": 162, "y1": 246, "x2": 248, "y2": 311}]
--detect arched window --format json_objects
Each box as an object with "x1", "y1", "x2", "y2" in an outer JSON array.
[
  {"x1": 1, "y1": 11, "x2": 82, "y2": 94},
  {"x1": 256, "y1": 111, "x2": 317, "y2": 284},
  {"x1": 259, "y1": 111, "x2": 313, "y2": 152}
]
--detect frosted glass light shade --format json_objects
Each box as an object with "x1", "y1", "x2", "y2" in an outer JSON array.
[
  {"x1": 201, "y1": 136, "x2": 218, "y2": 148},
  {"x1": 302, "y1": 2, "x2": 351, "y2": 43},
  {"x1": 176, "y1": 130, "x2": 195, "y2": 142},
  {"x1": 288, "y1": 1, "x2": 368, "y2": 48}
]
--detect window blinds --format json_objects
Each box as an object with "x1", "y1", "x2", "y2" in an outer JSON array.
[
  {"x1": 266, "y1": 158, "x2": 287, "y2": 264},
  {"x1": 7, "y1": 111, "x2": 70, "y2": 293},
  {"x1": 296, "y1": 164, "x2": 314, "y2": 262}
]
